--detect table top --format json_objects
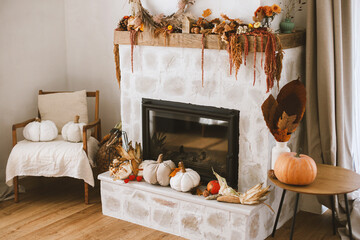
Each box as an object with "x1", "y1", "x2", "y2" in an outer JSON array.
[{"x1": 269, "y1": 164, "x2": 360, "y2": 195}]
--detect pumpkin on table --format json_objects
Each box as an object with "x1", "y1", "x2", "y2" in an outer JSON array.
[
  {"x1": 23, "y1": 118, "x2": 58, "y2": 142},
  {"x1": 274, "y1": 151, "x2": 317, "y2": 185},
  {"x1": 62, "y1": 115, "x2": 90, "y2": 143},
  {"x1": 170, "y1": 162, "x2": 200, "y2": 192},
  {"x1": 142, "y1": 154, "x2": 175, "y2": 186}
]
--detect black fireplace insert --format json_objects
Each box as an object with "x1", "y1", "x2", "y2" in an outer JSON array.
[{"x1": 142, "y1": 98, "x2": 239, "y2": 189}]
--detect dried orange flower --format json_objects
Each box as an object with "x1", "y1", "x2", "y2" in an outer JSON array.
[
  {"x1": 248, "y1": 23, "x2": 254, "y2": 28},
  {"x1": 202, "y1": 9, "x2": 212, "y2": 18},
  {"x1": 263, "y1": 6, "x2": 273, "y2": 17},
  {"x1": 272, "y1": 4, "x2": 281, "y2": 14},
  {"x1": 254, "y1": 22, "x2": 261, "y2": 28},
  {"x1": 123, "y1": 16, "x2": 129, "y2": 19},
  {"x1": 167, "y1": 25, "x2": 173, "y2": 30},
  {"x1": 139, "y1": 23, "x2": 144, "y2": 32}
]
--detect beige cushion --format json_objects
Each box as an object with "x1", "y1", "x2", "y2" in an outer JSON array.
[{"x1": 38, "y1": 90, "x2": 88, "y2": 133}]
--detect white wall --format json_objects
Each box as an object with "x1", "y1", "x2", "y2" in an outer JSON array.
[
  {"x1": 64, "y1": 0, "x2": 123, "y2": 132},
  {"x1": 0, "y1": 0, "x2": 67, "y2": 181}
]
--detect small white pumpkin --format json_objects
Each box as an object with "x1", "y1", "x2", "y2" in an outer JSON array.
[
  {"x1": 62, "y1": 115, "x2": 90, "y2": 143},
  {"x1": 23, "y1": 118, "x2": 58, "y2": 142},
  {"x1": 170, "y1": 162, "x2": 201, "y2": 192},
  {"x1": 142, "y1": 154, "x2": 176, "y2": 186}
]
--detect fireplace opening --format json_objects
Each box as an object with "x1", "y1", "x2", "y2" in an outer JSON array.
[{"x1": 142, "y1": 98, "x2": 239, "y2": 188}]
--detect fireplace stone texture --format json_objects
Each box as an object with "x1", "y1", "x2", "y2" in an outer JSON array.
[
  {"x1": 119, "y1": 45, "x2": 305, "y2": 192},
  {"x1": 100, "y1": 172, "x2": 297, "y2": 240}
]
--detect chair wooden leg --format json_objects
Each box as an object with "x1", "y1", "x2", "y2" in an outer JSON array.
[
  {"x1": 13, "y1": 176, "x2": 19, "y2": 203},
  {"x1": 84, "y1": 182, "x2": 89, "y2": 204}
]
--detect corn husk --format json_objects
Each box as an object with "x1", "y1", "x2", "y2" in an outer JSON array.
[{"x1": 212, "y1": 168, "x2": 240, "y2": 197}]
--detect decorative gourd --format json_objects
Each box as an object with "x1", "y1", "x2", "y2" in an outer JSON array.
[
  {"x1": 207, "y1": 180, "x2": 220, "y2": 194},
  {"x1": 23, "y1": 118, "x2": 58, "y2": 142},
  {"x1": 142, "y1": 154, "x2": 176, "y2": 186},
  {"x1": 61, "y1": 115, "x2": 90, "y2": 143},
  {"x1": 170, "y1": 162, "x2": 200, "y2": 192},
  {"x1": 109, "y1": 159, "x2": 132, "y2": 180},
  {"x1": 274, "y1": 151, "x2": 317, "y2": 185}
]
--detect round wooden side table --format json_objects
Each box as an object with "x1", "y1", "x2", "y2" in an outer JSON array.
[{"x1": 269, "y1": 164, "x2": 360, "y2": 240}]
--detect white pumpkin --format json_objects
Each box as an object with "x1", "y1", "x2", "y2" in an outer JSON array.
[
  {"x1": 23, "y1": 118, "x2": 58, "y2": 142},
  {"x1": 170, "y1": 162, "x2": 201, "y2": 192},
  {"x1": 61, "y1": 115, "x2": 90, "y2": 143},
  {"x1": 142, "y1": 154, "x2": 176, "y2": 186}
]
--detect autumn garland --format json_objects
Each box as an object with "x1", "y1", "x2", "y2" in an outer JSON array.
[{"x1": 114, "y1": 1, "x2": 284, "y2": 93}]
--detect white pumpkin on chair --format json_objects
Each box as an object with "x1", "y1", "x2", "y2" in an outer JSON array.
[
  {"x1": 23, "y1": 118, "x2": 58, "y2": 142},
  {"x1": 62, "y1": 115, "x2": 90, "y2": 143}
]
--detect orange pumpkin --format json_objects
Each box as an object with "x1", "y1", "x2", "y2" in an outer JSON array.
[{"x1": 274, "y1": 152, "x2": 317, "y2": 185}]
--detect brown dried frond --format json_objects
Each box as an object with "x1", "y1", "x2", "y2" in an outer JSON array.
[
  {"x1": 275, "y1": 35, "x2": 284, "y2": 88},
  {"x1": 230, "y1": 34, "x2": 243, "y2": 80},
  {"x1": 113, "y1": 44, "x2": 121, "y2": 88}
]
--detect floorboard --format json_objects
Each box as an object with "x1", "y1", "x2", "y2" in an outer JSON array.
[{"x1": 0, "y1": 177, "x2": 342, "y2": 240}]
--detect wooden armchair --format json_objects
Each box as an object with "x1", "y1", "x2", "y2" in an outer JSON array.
[{"x1": 10, "y1": 90, "x2": 101, "y2": 204}]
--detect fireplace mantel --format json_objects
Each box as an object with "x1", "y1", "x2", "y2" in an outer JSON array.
[{"x1": 114, "y1": 30, "x2": 305, "y2": 51}]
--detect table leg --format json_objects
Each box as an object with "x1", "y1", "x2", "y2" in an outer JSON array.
[
  {"x1": 289, "y1": 193, "x2": 300, "y2": 240},
  {"x1": 272, "y1": 189, "x2": 286, "y2": 237},
  {"x1": 344, "y1": 194, "x2": 353, "y2": 240},
  {"x1": 330, "y1": 195, "x2": 336, "y2": 235}
]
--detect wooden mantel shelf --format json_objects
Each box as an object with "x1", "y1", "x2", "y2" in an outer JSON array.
[{"x1": 114, "y1": 30, "x2": 305, "y2": 52}]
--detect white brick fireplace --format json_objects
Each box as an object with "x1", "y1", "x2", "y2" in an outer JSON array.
[
  {"x1": 100, "y1": 43, "x2": 305, "y2": 239},
  {"x1": 119, "y1": 45, "x2": 305, "y2": 191}
]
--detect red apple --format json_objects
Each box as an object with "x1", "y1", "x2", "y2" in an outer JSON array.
[{"x1": 207, "y1": 180, "x2": 220, "y2": 194}]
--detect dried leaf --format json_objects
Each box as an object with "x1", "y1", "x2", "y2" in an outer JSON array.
[
  {"x1": 277, "y1": 111, "x2": 297, "y2": 131},
  {"x1": 224, "y1": 24, "x2": 233, "y2": 32},
  {"x1": 220, "y1": 13, "x2": 232, "y2": 21},
  {"x1": 169, "y1": 168, "x2": 181, "y2": 177},
  {"x1": 276, "y1": 79, "x2": 306, "y2": 124},
  {"x1": 202, "y1": 9, "x2": 212, "y2": 18},
  {"x1": 273, "y1": 129, "x2": 291, "y2": 142},
  {"x1": 261, "y1": 94, "x2": 278, "y2": 132},
  {"x1": 130, "y1": 159, "x2": 139, "y2": 176}
]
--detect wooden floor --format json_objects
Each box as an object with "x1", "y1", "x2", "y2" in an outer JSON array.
[{"x1": 0, "y1": 177, "x2": 341, "y2": 240}]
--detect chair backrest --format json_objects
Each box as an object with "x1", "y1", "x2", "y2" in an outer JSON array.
[
  {"x1": 38, "y1": 90, "x2": 99, "y2": 121},
  {"x1": 38, "y1": 90, "x2": 100, "y2": 139}
]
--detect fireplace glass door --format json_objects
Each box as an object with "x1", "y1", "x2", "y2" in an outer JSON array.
[{"x1": 142, "y1": 99, "x2": 239, "y2": 188}]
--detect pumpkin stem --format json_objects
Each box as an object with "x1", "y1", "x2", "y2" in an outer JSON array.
[
  {"x1": 179, "y1": 161, "x2": 186, "y2": 173},
  {"x1": 295, "y1": 148, "x2": 302, "y2": 158},
  {"x1": 35, "y1": 118, "x2": 41, "y2": 122},
  {"x1": 74, "y1": 115, "x2": 80, "y2": 123},
  {"x1": 156, "y1": 154, "x2": 163, "y2": 163}
]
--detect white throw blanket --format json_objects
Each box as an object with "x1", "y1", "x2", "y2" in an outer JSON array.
[{"x1": 6, "y1": 135, "x2": 98, "y2": 187}]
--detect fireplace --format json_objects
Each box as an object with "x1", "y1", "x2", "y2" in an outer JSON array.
[{"x1": 142, "y1": 98, "x2": 239, "y2": 188}]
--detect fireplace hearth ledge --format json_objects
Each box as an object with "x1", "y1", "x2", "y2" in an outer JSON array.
[{"x1": 99, "y1": 171, "x2": 280, "y2": 240}]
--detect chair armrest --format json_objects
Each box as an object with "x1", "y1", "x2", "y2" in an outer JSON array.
[
  {"x1": 82, "y1": 119, "x2": 101, "y2": 154},
  {"x1": 12, "y1": 118, "x2": 36, "y2": 146}
]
